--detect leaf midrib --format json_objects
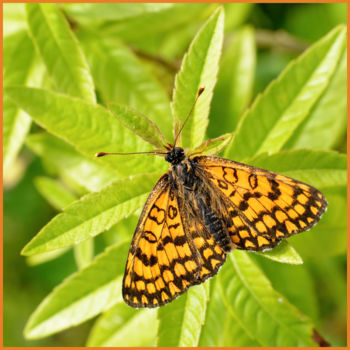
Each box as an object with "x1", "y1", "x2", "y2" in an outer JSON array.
[
  {"x1": 231, "y1": 253, "x2": 313, "y2": 346},
  {"x1": 26, "y1": 193, "x2": 146, "y2": 254},
  {"x1": 35, "y1": 4, "x2": 90, "y2": 101},
  {"x1": 28, "y1": 276, "x2": 122, "y2": 335},
  {"x1": 236, "y1": 30, "x2": 343, "y2": 158}
]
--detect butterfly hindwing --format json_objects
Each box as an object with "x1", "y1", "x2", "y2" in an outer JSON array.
[{"x1": 194, "y1": 155, "x2": 327, "y2": 251}]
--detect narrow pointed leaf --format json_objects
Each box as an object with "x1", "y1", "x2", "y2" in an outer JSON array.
[
  {"x1": 87, "y1": 303, "x2": 158, "y2": 347},
  {"x1": 34, "y1": 176, "x2": 94, "y2": 269},
  {"x1": 80, "y1": 33, "x2": 172, "y2": 141},
  {"x1": 199, "y1": 277, "x2": 260, "y2": 346},
  {"x1": 172, "y1": 7, "x2": 224, "y2": 149},
  {"x1": 68, "y1": 4, "x2": 208, "y2": 41},
  {"x1": 157, "y1": 282, "x2": 209, "y2": 346},
  {"x1": 256, "y1": 241, "x2": 303, "y2": 265},
  {"x1": 191, "y1": 133, "x2": 233, "y2": 156},
  {"x1": 34, "y1": 176, "x2": 77, "y2": 210},
  {"x1": 27, "y1": 133, "x2": 118, "y2": 192},
  {"x1": 74, "y1": 239, "x2": 94, "y2": 270},
  {"x1": 108, "y1": 103, "x2": 166, "y2": 148},
  {"x1": 24, "y1": 241, "x2": 129, "y2": 339},
  {"x1": 21, "y1": 172, "x2": 160, "y2": 256},
  {"x1": 3, "y1": 31, "x2": 35, "y2": 171},
  {"x1": 26, "y1": 3, "x2": 95, "y2": 102},
  {"x1": 210, "y1": 25, "x2": 256, "y2": 136},
  {"x1": 5, "y1": 87, "x2": 166, "y2": 176},
  {"x1": 285, "y1": 48, "x2": 347, "y2": 150},
  {"x1": 63, "y1": 3, "x2": 174, "y2": 22},
  {"x1": 218, "y1": 251, "x2": 316, "y2": 346},
  {"x1": 253, "y1": 255, "x2": 318, "y2": 321},
  {"x1": 225, "y1": 25, "x2": 346, "y2": 160}
]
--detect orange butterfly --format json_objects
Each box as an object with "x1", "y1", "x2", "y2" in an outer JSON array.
[{"x1": 97, "y1": 88, "x2": 327, "y2": 308}]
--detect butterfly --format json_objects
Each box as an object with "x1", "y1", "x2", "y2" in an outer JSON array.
[{"x1": 97, "y1": 88, "x2": 327, "y2": 309}]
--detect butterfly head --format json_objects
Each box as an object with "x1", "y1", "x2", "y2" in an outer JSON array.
[{"x1": 165, "y1": 147, "x2": 185, "y2": 165}]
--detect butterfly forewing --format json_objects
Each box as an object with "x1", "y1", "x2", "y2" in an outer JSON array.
[
  {"x1": 123, "y1": 171, "x2": 226, "y2": 308},
  {"x1": 195, "y1": 155, "x2": 327, "y2": 251}
]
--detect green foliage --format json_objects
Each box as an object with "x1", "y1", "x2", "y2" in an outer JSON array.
[
  {"x1": 3, "y1": 3, "x2": 346, "y2": 347},
  {"x1": 3, "y1": 30, "x2": 36, "y2": 171},
  {"x1": 172, "y1": 7, "x2": 224, "y2": 149},
  {"x1": 217, "y1": 251, "x2": 316, "y2": 346}
]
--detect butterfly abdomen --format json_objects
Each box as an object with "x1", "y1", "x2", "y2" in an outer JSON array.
[{"x1": 197, "y1": 197, "x2": 232, "y2": 252}]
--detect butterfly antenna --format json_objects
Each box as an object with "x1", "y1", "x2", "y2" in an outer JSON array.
[
  {"x1": 173, "y1": 86, "x2": 205, "y2": 147},
  {"x1": 96, "y1": 151, "x2": 166, "y2": 157}
]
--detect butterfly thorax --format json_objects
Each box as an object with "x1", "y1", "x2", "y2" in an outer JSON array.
[{"x1": 166, "y1": 153, "x2": 234, "y2": 253}]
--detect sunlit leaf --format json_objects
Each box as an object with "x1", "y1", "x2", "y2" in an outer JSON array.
[
  {"x1": 108, "y1": 103, "x2": 167, "y2": 148},
  {"x1": 255, "y1": 240, "x2": 303, "y2": 265},
  {"x1": 26, "y1": 3, "x2": 95, "y2": 102},
  {"x1": 157, "y1": 282, "x2": 209, "y2": 346},
  {"x1": 172, "y1": 7, "x2": 224, "y2": 149},
  {"x1": 27, "y1": 133, "x2": 118, "y2": 192},
  {"x1": 218, "y1": 251, "x2": 317, "y2": 346},
  {"x1": 284, "y1": 48, "x2": 347, "y2": 150},
  {"x1": 225, "y1": 25, "x2": 346, "y2": 160},
  {"x1": 209, "y1": 25, "x2": 256, "y2": 136},
  {"x1": 24, "y1": 241, "x2": 129, "y2": 339},
  {"x1": 21, "y1": 173, "x2": 160, "y2": 256},
  {"x1": 3, "y1": 31, "x2": 35, "y2": 171},
  {"x1": 5, "y1": 87, "x2": 167, "y2": 176},
  {"x1": 87, "y1": 303, "x2": 158, "y2": 347},
  {"x1": 79, "y1": 32, "x2": 173, "y2": 141}
]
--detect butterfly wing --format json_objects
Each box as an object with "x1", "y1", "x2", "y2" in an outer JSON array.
[
  {"x1": 194, "y1": 155, "x2": 327, "y2": 251},
  {"x1": 123, "y1": 172, "x2": 226, "y2": 308}
]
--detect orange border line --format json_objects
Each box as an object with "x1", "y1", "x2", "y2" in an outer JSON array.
[{"x1": 1, "y1": 1, "x2": 348, "y2": 349}]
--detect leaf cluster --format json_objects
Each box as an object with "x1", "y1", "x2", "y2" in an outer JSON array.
[{"x1": 3, "y1": 3, "x2": 347, "y2": 347}]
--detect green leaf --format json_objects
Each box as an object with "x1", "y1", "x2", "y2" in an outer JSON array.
[
  {"x1": 199, "y1": 277, "x2": 259, "y2": 346},
  {"x1": 26, "y1": 3, "x2": 95, "y2": 102},
  {"x1": 5, "y1": 87, "x2": 166, "y2": 176},
  {"x1": 34, "y1": 176, "x2": 94, "y2": 269},
  {"x1": 225, "y1": 25, "x2": 346, "y2": 161},
  {"x1": 290, "y1": 186, "x2": 346, "y2": 258},
  {"x1": 284, "y1": 47, "x2": 347, "y2": 150},
  {"x1": 68, "y1": 4, "x2": 208, "y2": 42},
  {"x1": 3, "y1": 31, "x2": 35, "y2": 171},
  {"x1": 172, "y1": 7, "x2": 224, "y2": 149},
  {"x1": 209, "y1": 26, "x2": 256, "y2": 136},
  {"x1": 63, "y1": 3, "x2": 174, "y2": 21},
  {"x1": 191, "y1": 133, "x2": 233, "y2": 156},
  {"x1": 34, "y1": 176, "x2": 77, "y2": 210},
  {"x1": 27, "y1": 133, "x2": 118, "y2": 192},
  {"x1": 24, "y1": 241, "x2": 129, "y2": 339},
  {"x1": 218, "y1": 251, "x2": 317, "y2": 346},
  {"x1": 28, "y1": 177, "x2": 76, "y2": 266},
  {"x1": 247, "y1": 149, "x2": 347, "y2": 189},
  {"x1": 3, "y1": 3, "x2": 26, "y2": 37},
  {"x1": 87, "y1": 303, "x2": 158, "y2": 347},
  {"x1": 252, "y1": 255, "x2": 318, "y2": 322},
  {"x1": 74, "y1": 238, "x2": 94, "y2": 270},
  {"x1": 108, "y1": 103, "x2": 166, "y2": 149},
  {"x1": 157, "y1": 282, "x2": 209, "y2": 346},
  {"x1": 79, "y1": 32, "x2": 172, "y2": 141},
  {"x1": 21, "y1": 172, "x2": 160, "y2": 256},
  {"x1": 26, "y1": 248, "x2": 70, "y2": 267},
  {"x1": 255, "y1": 240, "x2": 303, "y2": 265},
  {"x1": 223, "y1": 3, "x2": 254, "y2": 32}
]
